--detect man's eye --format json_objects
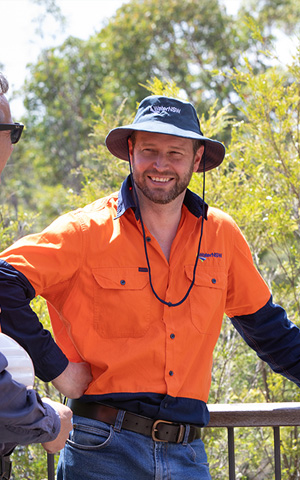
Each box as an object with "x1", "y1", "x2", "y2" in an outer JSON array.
[
  {"x1": 170, "y1": 151, "x2": 182, "y2": 157},
  {"x1": 143, "y1": 148, "x2": 155, "y2": 154}
]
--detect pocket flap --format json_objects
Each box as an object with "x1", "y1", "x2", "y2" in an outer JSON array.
[
  {"x1": 185, "y1": 265, "x2": 227, "y2": 290},
  {"x1": 92, "y1": 267, "x2": 149, "y2": 290}
]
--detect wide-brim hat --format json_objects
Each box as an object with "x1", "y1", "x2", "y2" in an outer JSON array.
[{"x1": 105, "y1": 95, "x2": 225, "y2": 172}]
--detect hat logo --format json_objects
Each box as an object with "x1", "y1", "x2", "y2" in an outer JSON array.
[{"x1": 150, "y1": 105, "x2": 181, "y2": 114}]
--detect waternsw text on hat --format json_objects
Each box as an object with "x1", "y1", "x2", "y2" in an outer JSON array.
[{"x1": 105, "y1": 95, "x2": 225, "y2": 172}]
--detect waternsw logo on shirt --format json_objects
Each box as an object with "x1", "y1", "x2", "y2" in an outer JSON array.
[{"x1": 198, "y1": 252, "x2": 223, "y2": 262}]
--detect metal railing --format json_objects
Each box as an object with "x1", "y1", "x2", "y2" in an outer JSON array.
[
  {"x1": 206, "y1": 402, "x2": 300, "y2": 480},
  {"x1": 47, "y1": 453, "x2": 55, "y2": 480}
]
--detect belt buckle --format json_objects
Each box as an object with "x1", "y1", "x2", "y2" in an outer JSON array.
[{"x1": 151, "y1": 419, "x2": 185, "y2": 443}]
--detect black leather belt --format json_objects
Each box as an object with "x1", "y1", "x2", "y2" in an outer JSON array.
[
  {"x1": 68, "y1": 399, "x2": 201, "y2": 444},
  {"x1": 0, "y1": 456, "x2": 12, "y2": 480}
]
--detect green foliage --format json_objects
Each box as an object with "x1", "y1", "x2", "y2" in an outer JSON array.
[
  {"x1": 17, "y1": 0, "x2": 270, "y2": 192},
  {"x1": 6, "y1": 0, "x2": 294, "y2": 231},
  {"x1": 0, "y1": 202, "x2": 36, "y2": 251},
  {"x1": 23, "y1": 36, "x2": 102, "y2": 189},
  {"x1": 243, "y1": 0, "x2": 300, "y2": 34},
  {"x1": 95, "y1": 0, "x2": 240, "y2": 108},
  {"x1": 140, "y1": 77, "x2": 181, "y2": 98},
  {"x1": 206, "y1": 48, "x2": 300, "y2": 315},
  {"x1": 11, "y1": 444, "x2": 50, "y2": 480},
  {"x1": 198, "y1": 46, "x2": 300, "y2": 478}
]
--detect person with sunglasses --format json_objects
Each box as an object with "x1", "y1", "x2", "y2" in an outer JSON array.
[
  {"x1": 0, "y1": 73, "x2": 74, "y2": 480},
  {"x1": 0, "y1": 85, "x2": 23, "y2": 176},
  {"x1": 0, "y1": 94, "x2": 300, "y2": 480}
]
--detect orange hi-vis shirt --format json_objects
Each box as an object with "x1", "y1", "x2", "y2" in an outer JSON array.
[{"x1": 0, "y1": 178, "x2": 270, "y2": 407}]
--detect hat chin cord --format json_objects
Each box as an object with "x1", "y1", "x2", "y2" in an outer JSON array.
[{"x1": 128, "y1": 145, "x2": 206, "y2": 308}]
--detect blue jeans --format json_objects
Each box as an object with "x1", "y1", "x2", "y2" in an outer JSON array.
[{"x1": 57, "y1": 412, "x2": 211, "y2": 479}]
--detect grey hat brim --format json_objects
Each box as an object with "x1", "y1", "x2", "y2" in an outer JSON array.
[{"x1": 105, "y1": 121, "x2": 225, "y2": 172}]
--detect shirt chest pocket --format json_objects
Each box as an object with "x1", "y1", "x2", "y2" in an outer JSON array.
[
  {"x1": 92, "y1": 267, "x2": 151, "y2": 338},
  {"x1": 185, "y1": 265, "x2": 227, "y2": 334}
]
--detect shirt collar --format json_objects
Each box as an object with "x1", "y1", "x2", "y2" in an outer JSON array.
[
  {"x1": 115, "y1": 175, "x2": 208, "y2": 220},
  {"x1": 115, "y1": 175, "x2": 138, "y2": 219}
]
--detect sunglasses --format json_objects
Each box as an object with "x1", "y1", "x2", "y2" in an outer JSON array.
[{"x1": 0, "y1": 123, "x2": 24, "y2": 144}]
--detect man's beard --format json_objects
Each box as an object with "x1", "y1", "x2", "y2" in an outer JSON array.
[{"x1": 132, "y1": 159, "x2": 195, "y2": 205}]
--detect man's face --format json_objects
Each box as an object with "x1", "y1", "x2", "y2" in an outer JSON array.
[
  {"x1": 0, "y1": 95, "x2": 14, "y2": 176},
  {"x1": 128, "y1": 131, "x2": 203, "y2": 205}
]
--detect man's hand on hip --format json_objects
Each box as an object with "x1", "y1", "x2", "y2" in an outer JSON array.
[{"x1": 51, "y1": 361, "x2": 92, "y2": 398}]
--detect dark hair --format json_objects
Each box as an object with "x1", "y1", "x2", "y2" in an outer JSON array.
[
  {"x1": 192, "y1": 139, "x2": 205, "y2": 156},
  {"x1": 0, "y1": 73, "x2": 9, "y2": 95}
]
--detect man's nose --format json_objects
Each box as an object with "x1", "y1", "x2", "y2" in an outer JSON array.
[{"x1": 153, "y1": 152, "x2": 169, "y2": 169}]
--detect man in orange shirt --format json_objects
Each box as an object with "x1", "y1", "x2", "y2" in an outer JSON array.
[{"x1": 0, "y1": 95, "x2": 299, "y2": 479}]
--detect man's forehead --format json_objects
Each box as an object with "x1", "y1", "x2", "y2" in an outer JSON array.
[{"x1": 134, "y1": 131, "x2": 193, "y2": 147}]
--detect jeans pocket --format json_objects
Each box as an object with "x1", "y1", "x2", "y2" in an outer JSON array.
[
  {"x1": 187, "y1": 438, "x2": 210, "y2": 466},
  {"x1": 67, "y1": 421, "x2": 114, "y2": 451}
]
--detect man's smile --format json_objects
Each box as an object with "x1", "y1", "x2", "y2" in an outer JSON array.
[{"x1": 148, "y1": 175, "x2": 174, "y2": 183}]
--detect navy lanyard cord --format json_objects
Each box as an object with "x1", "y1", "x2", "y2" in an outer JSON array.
[{"x1": 128, "y1": 146, "x2": 206, "y2": 308}]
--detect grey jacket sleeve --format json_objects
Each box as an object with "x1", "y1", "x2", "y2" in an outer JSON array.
[{"x1": 0, "y1": 352, "x2": 60, "y2": 456}]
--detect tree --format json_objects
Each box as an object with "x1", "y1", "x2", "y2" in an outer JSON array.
[
  {"x1": 18, "y1": 0, "x2": 270, "y2": 190},
  {"x1": 194, "y1": 41, "x2": 300, "y2": 478},
  {"x1": 5, "y1": 0, "x2": 298, "y2": 230},
  {"x1": 95, "y1": 0, "x2": 247, "y2": 109},
  {"x1": 23, "y1": 35, "x2": 103, "y2": 188},
  {"x1": 241, "y1": 0, "x2": 300, "y2": 34}
]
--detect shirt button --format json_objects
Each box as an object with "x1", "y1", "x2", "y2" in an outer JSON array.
[
  {"x1": 120, "y1": 279, "x2": 126, "y2": 285},
  {"x1": 169, "y1": 370, "x2": 174, "y2": 376},
  {"x1": 146, "y1": 236, "x2": 151, "y2": 242},
  {"x1": 211, "y1": 278, "x2": 216, "y2": 284},
  {"x1": 170, "y1": 333, "x2": 175, "y2": 339}
]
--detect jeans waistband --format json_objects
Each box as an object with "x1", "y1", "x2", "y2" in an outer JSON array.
[{"x1": 68, "y1": 399, "x2": 201, "y2": 444}]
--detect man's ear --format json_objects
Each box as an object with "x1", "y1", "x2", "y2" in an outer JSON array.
[
  {"x1": 127, "y1": 137, "x2": 134, "y2": 160},
  {"x1": 193, "y1": 145, "x2": 204, "y2": 172}
]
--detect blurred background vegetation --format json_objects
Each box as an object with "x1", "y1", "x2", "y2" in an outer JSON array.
[{"x1": 1, "y1": 0, "x2": 300, "y2": 477}]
